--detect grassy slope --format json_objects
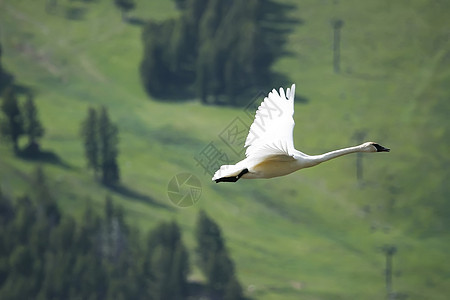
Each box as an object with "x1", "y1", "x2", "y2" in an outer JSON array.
[{"x1": 1, "y1": 0, "x2": 449, "y2": 299}]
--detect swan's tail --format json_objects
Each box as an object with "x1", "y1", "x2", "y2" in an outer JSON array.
[{"x1": 212, "y1": 164, "x2": 248, "y2": 183}]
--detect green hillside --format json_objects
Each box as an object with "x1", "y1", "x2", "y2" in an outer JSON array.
[{"x1": 1, "y1": 0, "x2": 449, "y2": 299}]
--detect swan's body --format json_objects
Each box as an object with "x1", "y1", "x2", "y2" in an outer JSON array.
[{"x1": 212, "y1": 84, "x2": 390, "y2": 183}]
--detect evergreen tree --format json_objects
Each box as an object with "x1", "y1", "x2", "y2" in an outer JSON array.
[
  {"x1": 141, "y1": 0, "x2": 293, "y2": 105},
  {"x1": 224, "y1": 276, "x2": 244, "y2": 300},
  {"x1": 12, "y1": 196, "x2": 37, "y2": 246},
  {"x1": 98, "y1": 106, "x2": 120, "y2": 186},
  {"x1": 80, "y1": 107, "x2": 99, "y2": 176},
  {"x1": 0, "y1": 168, "x2": 208, "y2": 300},
  {"x1": 80, "y1": 106, "x2": 120, "y2": 185},
  {"x1": 147, "y1": 221, "x2": 189, "y2": 300},
  {"x1": 33, "y1": 167, "x2": 60, "y2": 227},
  {"x1": 0, "y1": 196, "x2": 37, "y2": 299},
  {"x1": 195, "y1": 210, "x2": 225, "y2": 273},
  {"x1": 0, "y1": 187, "x2": 14, "y2": 227},
  {"x1": 75, "y1": 198, "x2": 100, "y2": 255},
  {"x1": 140, "y1": 20, "x2": 178, "y2": 98},
  {"x1": 195, "y1": 210, "x2": 243, "y2": 297},
  {"x1": 0, "y1": 42, "x2": 14, "y2": 94},
  {"x1": 100, "y1": 196, "x2": 127, "y2": 262},
  {"x1": 22, "y1": 94, "x2": 44, "y2": 149},
  {"x1": 0, "y1": 87, "x2": 23, "y2": 153}
]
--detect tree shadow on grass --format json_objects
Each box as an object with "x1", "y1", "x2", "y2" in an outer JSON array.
[
  {"x1": 187, "y1": 282, "x2": 217, "y2": 299},
  {"x1": 18, "y1": 146, "x2": 72, "y2": 169},
  {"x1": 107, "y1": 184, "x2": 174, "y2": 211},
  {"x1": 126, "y1": 16, "x2": 147, "y2": 27},
  {"x1": 187, "y1": 282, "x2": 253, "y2": 300}
]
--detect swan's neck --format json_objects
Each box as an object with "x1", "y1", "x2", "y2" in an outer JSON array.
[{"x1": 306, "y1": 145, "x2": 365, "y2": 166}]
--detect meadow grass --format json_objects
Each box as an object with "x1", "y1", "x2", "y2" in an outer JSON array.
[{"x1": 0, "y1": 0, "x2": 449, "y2": 299}]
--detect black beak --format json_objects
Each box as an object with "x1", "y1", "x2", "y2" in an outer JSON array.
[{"x1": 373, "y1": 143, "x2": 390, "y2": 152}]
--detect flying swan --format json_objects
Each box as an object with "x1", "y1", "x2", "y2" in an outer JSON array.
[{"x1": 212, "y1": 84, "x2": 390, "y2": 183}]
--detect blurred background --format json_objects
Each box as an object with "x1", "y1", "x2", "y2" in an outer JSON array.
[{"x1": 0, "y1": 0, "x2": 449, "y2": 299}]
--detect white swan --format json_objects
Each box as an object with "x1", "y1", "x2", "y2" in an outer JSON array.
[{"x1": 212, "y1": 84, "x2": 390, "y2": 183}]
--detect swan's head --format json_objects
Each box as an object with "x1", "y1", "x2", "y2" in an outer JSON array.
[{"x1": 361, "y1": 142, "x2": 390, "y2": 152}]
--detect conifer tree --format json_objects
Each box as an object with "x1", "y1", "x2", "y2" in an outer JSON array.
[
  {"x1": 0, "y1": 43, "x2": 14, "y2": 94},
  {"x1": 80, "y1": 106, "x2": 120, "y2": 185},
  {"x1": 76, "y1": 198, "x2": 99, "y2": 255},
  {"x1": 23, "y1": 94, "x2": 44, "y2": 143},
  {"x1": 147, "y1": 221, "x2": 189, "y2": 300},
  {"x1": 22, "y1": 93, "x2": 44, "y2": 154},
  {"x1": 141, "y1": 0, "x2": 293, "y2": 105},
  {"x1": 98, "y1": 106, "x2": 120, "y2": 186},
  {"x1": 80, "y1": 107, "x2": 99, "y2": 176},
  {"x1": 195, "y1": 210, "x2": 243, "y2": 297},
  {"x1": 195, "y1": 210, "x2": 225, "y2": 272},
  {"x1": 101, "y1": 196, "x2": 127, "y2": 262},
  {"x1": 33, "y1": 167, "x2": 60, "y2": 227},
  {"x1": 0, "y1": 187, "x2": 14, "y2": 226},
  {"x1": 13, "y1": 196, "x2": 37, "y2": 246},
  {"x1": 0, "y1": 87, "x2": 23, "y2": 153},
  {"x1": 0, "y1": 169, "x2": 158, "y2": 300},
  {"x1": 224, "y1": 276, "x2": 244, "y2": 300}
]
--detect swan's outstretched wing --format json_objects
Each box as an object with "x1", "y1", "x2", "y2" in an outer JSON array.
[{"x1": 245, "y1": 84, "x2": 296, "y2": 158}]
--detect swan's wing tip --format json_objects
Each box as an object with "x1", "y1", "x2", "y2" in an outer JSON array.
[{"x1": 288, "y1": 83, "x2": 296, "y2": 101}]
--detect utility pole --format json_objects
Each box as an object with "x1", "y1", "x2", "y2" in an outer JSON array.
[
  {"x1": 353, "y1": 130, "x2": 366, "y2": 184},
  {"x1": 382, "y1": 245, "x2": 397, "y2": 300},
  {"x1": 332, "y1": 19, "x2": 344, "y2": 73}
]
